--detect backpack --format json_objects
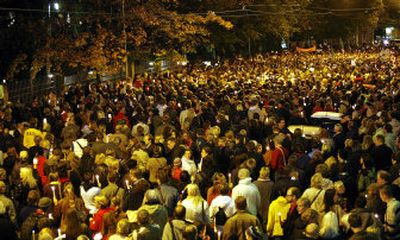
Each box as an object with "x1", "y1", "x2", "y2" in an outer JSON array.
[{"x1": 215, "y1": 207, "x2": 228, "y2": 226}]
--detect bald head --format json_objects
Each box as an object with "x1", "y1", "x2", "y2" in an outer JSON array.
[{"x1": 174, "y1": 205, "x2": 186, "y2": 220}]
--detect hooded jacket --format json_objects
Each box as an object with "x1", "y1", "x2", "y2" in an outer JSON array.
[
  {"x1": 267, "y1": 196, "x2": 290, "y2": 237},
  {"x1": 232, "y1": 177, "x2": 261, "y2": 216}
]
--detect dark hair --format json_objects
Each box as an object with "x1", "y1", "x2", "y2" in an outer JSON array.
[
  {"x1": 288, "y1": 187, "x2": 301, "y2": 199},
  {"x1": 137, "y1": 209, "x2": 150, "y2": 225},
  {"x1": 377, "y1": 170, "x2": 391, "y2": 183},
  {"x1": 323, "y1": 189, "x2": 336, "y2": 212},
  {"x1": 180, "y1": 171, "x2": 190, "y2": 183},
  {"x1": 375, "y1": 134, "x2": 385, "y2": 143},
  {"x1": 384, "y1": 124, "x2": 393, "y2": 133},
  {"x1": 27, "y1": 190, "x2": 40, "y2": 205},
  {"x1": 220, "y1": 184, "x2": 230, "y2": 195},
  {"x1": 235, "y1": 196, "x2": 247, "y2": 210},
  {"x1": 379, "y1": 185, "x2": 394, "y2": 198},
  {"x1": 360, "y1": 153, "x2": 374, "y2": 169},
  {"x1": 348, "y1": 213, "x2": 362, "y2": 228},
  {"x1": 354, "y1": 196, "x2": 367, "y2": 208}
]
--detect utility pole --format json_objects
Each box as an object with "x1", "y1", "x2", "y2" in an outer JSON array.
[{"x1": 122, "y1": 0, "x2": 128, "y2": 80}]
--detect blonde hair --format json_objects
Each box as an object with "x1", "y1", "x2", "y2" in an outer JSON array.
[
  {"x1": 259, "y1": 167, "x2": 270, "y2": 179},
  {"x1": 185, "y1": 184, "x2": 204, "y2": 206},
  {"x1": 324, "y1": 156, "x2": 337, "y2": 170},
  {"x1": 310, "y1": 173, "x2": 323, "y2": 189},
  {"x1": 116, "y1": 219, "x2": 130, "y2": 235},
  {"x1": 361, "y1": 135, "x2": 373, "y2": 150},
  {"x1": 238, "y1": 168, "x2": 250, "y2": 180},
  {"x1": 20, "y1": 167, "x2": 37, "y2": 189}
]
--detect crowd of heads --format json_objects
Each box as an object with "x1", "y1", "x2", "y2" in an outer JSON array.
[{"x1": 0, "y1": 46, "x2": 400, "y2": 240}]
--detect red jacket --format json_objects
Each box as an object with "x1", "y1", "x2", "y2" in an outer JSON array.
[
  {"x1": 90, "y1": 207, "x2": 114, "y2": 233},
  {"x1": 35, "y1": 155, "x2": 48, "y2": 186},
  {"x1": 171, "y1": 167, "x2": 182, "y2": 182},
  {"x1": 270, "y1": 146, "x2": 289, "y2": 171},
  {"x1": 113, "y1": 112, "x2": 131, "y2": 128}
]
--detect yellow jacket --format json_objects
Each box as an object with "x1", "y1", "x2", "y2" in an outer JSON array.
[
  {"x1": 267, "y1": 196, "x2": 290, "y2": 237},
  {"x1": 23, "y1": 128, "x2": 43, "y2": 149}
]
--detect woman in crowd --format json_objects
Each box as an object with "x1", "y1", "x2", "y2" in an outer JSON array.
[{"x1": 181, "y1": 183, "x2": 210, "y2": 224}]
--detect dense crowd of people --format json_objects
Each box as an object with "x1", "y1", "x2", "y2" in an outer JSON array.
[{"x1": 0, "y1": 47, "x2": 400, "y2": 240}]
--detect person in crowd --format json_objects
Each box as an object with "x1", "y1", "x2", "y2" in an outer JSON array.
[
  {"x1": 301, "y1": 173, "x2": 325, "y2": 214},
  {"x1": 100, "y1": 171, "x2": 125, "y2": 202},
  {"x1": 162, "y1": 205, "x2": 196, "y2": 240},
  {"x1": 131, "y1": 209, "x2": 162, "y2": 240},
  {"x1": 282, "y1": 187, "x2": 302, "y2": 239},
  {"x1": 319, "y1": 189, "x2": 341, "y2": 240},
  {"x1": 146, "y1": 145, "x2": 167, "y2": 184},
  {"x1": 181, "y1": 183, "x2": 209, "y2": 224},
  {"x1": 63, "y1": 208, "x2": 89, "y2": 240},
  {"x1": 371, "y1": 134, "x2": 392, "y2": 171},
  {"x1": 253, "y1": 166, "x2": 274, "y2": 226},
  {"x1": 223, "y1": 196, "x2": 262, "y2": 240},
  {"x1": 0, "y1": 201, "x2": 18, "y2": 240},
  {"x1": 379, "y1": 185, "x2": 400, "y2": 240},
  {"x1": 270, "y1": 134, "x2": 289, "y2": 176},
  {"x1": 90, "y1": 195, "x2": 113, "y2": 234},
  {"x1": 129, "y1": 188, "x2": 169, "y2": 231},
  {"x1": 231, "y1": 168, "x2": 261, "y2": 216},
  {"x1": 156, "y1": 168, "x2": 179, "y2": 217},
  {"x1": 122, "y1": 168, "x2": 151, "y2": 211},
  {"x1": 181, "y1": 149, "x2": 197, "y2": 177},
  {"x1": 108, "y1": 218, "x2": 131, "y2": 240},
  {"x1": 207, "y1": 172, "x2": 227, "y2": 205},
  {"x1": 209, "y1": 183, "x2": 235, "y2": 229},
  {"x1": 0, "y1": 180, "x2": 16, "y2": 223},
  {"x1": 267, "y1": 185, "x2": 292, "y2": 239}
]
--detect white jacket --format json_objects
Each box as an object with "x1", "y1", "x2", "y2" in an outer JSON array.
[
  {"x1": 181, "y1": 156, "x2": 197, "y2": 176},
  {"x1": 231, "y1": 177, "x2": 261, "y2": 216},
  {"x1": 209, "y1": 195, "x2": 235, "y2": 220}
]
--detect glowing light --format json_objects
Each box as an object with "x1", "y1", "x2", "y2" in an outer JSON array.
[
  {"x1": 54, "y1": 2, "x2": 60, "y2": 11},
  {"x1": 386, "y1": 27, "x2": 394, "y2": 35},
  {"x1": 203, "y1": 61, "x2": 212, "y2": 66},
  {"x1": 383, "y1": 39, "x2": 390, "y2": 46}
]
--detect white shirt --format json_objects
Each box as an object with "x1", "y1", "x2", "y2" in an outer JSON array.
[
  {"x1": 181, "y1": 156, "x2": 197, "y2": 176},
  {"x1": 209, "y1": 195, "x2": 235, "y2": 220},
  {"x1": 181, "y1": 198, "x2": 209, "y2": 224},
  {"x1": 80, "y1": 186, "x2": 101, "y2": 214}
]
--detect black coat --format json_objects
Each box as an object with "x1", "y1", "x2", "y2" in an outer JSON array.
[
  {"x1": 0, "y1": 215, "x2": 18, "y2": 240},
  {"x1": 371, "y1": 144, "x2": 393, "y2": 171}
]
